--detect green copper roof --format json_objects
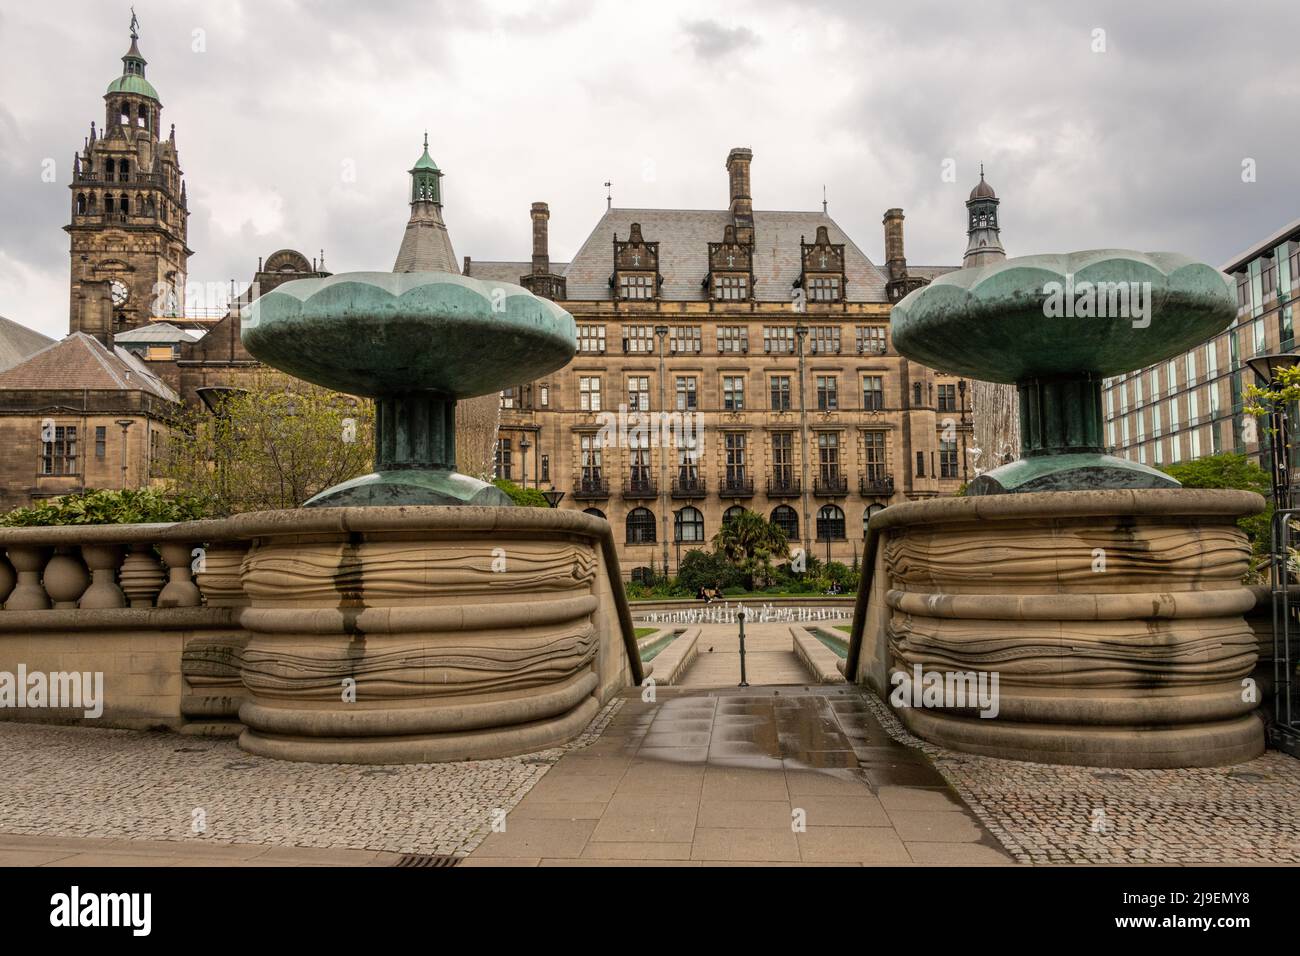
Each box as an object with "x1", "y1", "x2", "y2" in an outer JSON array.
[
  {"x1": 106, "y1": 74, "x2": 159, "y2": 100},
  {"x1": 412, "y1": 147, "x2": 439, "y2": 172},
  {"x1": 411, "y1": 133, "x2": 439, "y2": 172}
]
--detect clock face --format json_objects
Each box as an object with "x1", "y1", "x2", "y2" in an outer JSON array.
[{"x1": 110, "y1": 279, "x2": 130, "y2": 307}]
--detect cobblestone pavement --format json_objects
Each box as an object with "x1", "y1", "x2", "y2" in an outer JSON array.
[
  {"x1": 861, "y1": 694, "x2": 1300, "y2": 865},
  {"x1": 0, "y1": 700, "x2": 622, "y2": 860}
]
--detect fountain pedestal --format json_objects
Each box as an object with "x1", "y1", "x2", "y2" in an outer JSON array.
[{"x1": 851, "y1": 250, "x2": 1268, "y2": 767}]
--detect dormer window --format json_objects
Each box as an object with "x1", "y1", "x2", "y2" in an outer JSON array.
[
  {"x1": 620, "y1": 274, "x2": 654, "y2": 300},
  {"x1": 708, "y1": 224, "x2": 753, "y2": 302},
  {"x1": 714, "y1": 275, "x2": 748, "y2": 301},
  {"x1": 613, "y1": 223, "x2": 660, "y2": 302},
  {"x1": 799, "y1": 226, "x2": 846, "y2": 305}
]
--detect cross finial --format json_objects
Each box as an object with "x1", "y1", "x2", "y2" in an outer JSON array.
[
  {"x1": 130, "y1": 7, "x2": 139, "y2": 39},
  {"x1": 980, "y1": 162, "x2": 985, "y2": 180},
  {"x1": 423, "y1": 130, "x2": 428, "y2": 150},
  {"x1": 604, "y1": 180, "x2": 612, "y2": 211}
]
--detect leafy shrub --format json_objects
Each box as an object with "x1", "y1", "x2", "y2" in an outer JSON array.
[
  {"x1": 491, "y1": 478, "x2": 549, "y2": 508},
  {"x1": 0, "y1": 488, "x2": 210, "y2": 527}
]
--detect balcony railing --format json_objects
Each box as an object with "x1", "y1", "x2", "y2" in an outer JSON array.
[
  {"x1": 814, "y1": 474, "x2": 849, "y2": 496},
  {"x1": 622, "y1": 477, "x2": 657, "y2": 499},
  {"x1": 671, "y1": 476, "x2": 707, "y2": 498},
  {"x1": 767, "y1": 476, "x2": 800, "y2": 497},
  {"x1": 718, "y1": 477, "x2": 754, "y2": 498},
  {"x1": 860, "y1": 475, "x2": 895, "y2": 496},
  {"x1": 573, "y1": 476, "x2": 610, "y2": 499}
]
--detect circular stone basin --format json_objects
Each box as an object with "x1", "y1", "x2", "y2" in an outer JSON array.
[
  {"x1": 891, "y1": 250, "x2": 1236, "y2": 383},
  {"x1": 242, "y1": 271, "x2": 577, "y2": 399}
]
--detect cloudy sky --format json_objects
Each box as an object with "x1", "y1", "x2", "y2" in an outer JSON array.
[{"x1": 1, "y1": 0, "x2": 1297, "y2": 337}]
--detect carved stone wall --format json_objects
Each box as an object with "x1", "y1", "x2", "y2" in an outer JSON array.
[{"x1": 858, "y1": 489, "x2": 1267, "y2": 768}]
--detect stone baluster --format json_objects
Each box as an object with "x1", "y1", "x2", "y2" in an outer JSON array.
[
  {"x1": 157, "y1": 542, "x2": 203, "y2": 608},
  {"x1": 0, "y1": 552, "x2": 15, "y2": 607},
  {"x1": 119, "y1": 543, "x2": 166, "y2": 608},
  {"x1": 4, "y1": 547, "x2": 51, "y2": 610},
  {"x1": 44, "y1": 548, "x2": 90, "y2": 609},
  {"x1": 78, "y1": 544, "x2": 126, "y2": 609}
]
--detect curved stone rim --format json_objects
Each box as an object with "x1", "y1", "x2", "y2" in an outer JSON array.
[
  {"x1": 891, "y1": 249, "x2": 1236, "y2": 383},
  {"x1": 241, "y1": 271, "x2": 578, "y2": 399},
  {"x1": 867, "y1": 488, "x2": 1265, "y2": 533}
]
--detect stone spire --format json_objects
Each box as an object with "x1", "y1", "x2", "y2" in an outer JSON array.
[
  {"x1": 393, "y1": 134, "x2": 458, "y2": 273},
  {"x1": 963, "y1": 165, "x2": 1005, "y2": 266}
]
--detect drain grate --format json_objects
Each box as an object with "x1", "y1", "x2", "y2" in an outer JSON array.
[{"x1": 394, "y1": 853, "x2": 461, "y2": 868}]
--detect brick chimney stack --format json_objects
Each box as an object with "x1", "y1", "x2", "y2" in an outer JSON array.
[
  {"x1": 530, "y1": 202, "x2": 550, "y2": 275},
  {"x1": 883, "y1": 208, "x2": 908, "y2": 283},
  {"x1": 726, "y1": 147, "x2": 754, "y2": 244}
]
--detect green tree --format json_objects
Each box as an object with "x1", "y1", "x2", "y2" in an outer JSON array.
[
  {"x1": 1161, "y1": 452, "x2": 1272, "y2": 563},
  {"x1": 156, "y1": 372, "x2": 375, "y2": 515},
  {"x1": 675, "y1": 548, "x2": 741, "y2": 595},
  {"x1": 711, "y1": 509, "x2": 790, "y2": 591}
]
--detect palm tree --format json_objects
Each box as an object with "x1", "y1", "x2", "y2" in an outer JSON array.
[{"x1": 712, "y1": 509, "x2": 789, "y2": 590}]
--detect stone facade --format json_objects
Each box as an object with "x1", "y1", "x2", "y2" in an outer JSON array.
[
  {"x1": 473, "y1": 148, "x2": 972, "y2": 573},
  {"x1": 0, "y1": 331, "x2": 181, "y2": 512}
]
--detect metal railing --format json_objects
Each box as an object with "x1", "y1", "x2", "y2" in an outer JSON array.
[
  {"x1": 1270, "y1": 507, "x2": 1300, "y2": 757},
  {"x1": 572, "y1": 476, "x2": 610, "y2": 499}
]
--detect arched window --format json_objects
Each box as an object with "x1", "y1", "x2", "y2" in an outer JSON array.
[
  {"x1": 864, "y1": 503, "x2": 885, "y2": 535},
  {"x1": 816, "y1": 504, "x2": 846, "y2": 541},
  {"x1": 626, "y1": 507, "x2": 656, "y2": 544},
  {"x1": 119, "y1": 159, "x2": 130, "y2": 182},
  {"x1": 119, "y1": 102, "x2": 130, "y2": 126},
  {"x1": 582, "y1": 508, "x2": 607, "y2": 521},
  {"x1": 87, "y1": 193, "x2": 96, "y2": 211},
  {"x1": 722, "y1": 505, "x2": 748, "y2": 526},
  {"x1": 76, "y1": 193, "x2": 86, "y2": 215},
  {"x1": 913, "y1": 382, "x2": 923, "y2": 407},
  {"x1": 118, "y1": 194, "x2": 129, "y2": 217},
  {"x1": 771, "y1": 505, "x2": 798, "y2": 540},
  {"x1": 105, "y1": 158, "x2": 115, "y2": 182},
  {"x1": 104, "y1": 195, "x2": 115, "y2": 213},
  {"x1": 137, "y1": 104, "x2": 148, "y2": 129},
  {"x1": 675, "y1": 506, "x2": 705, "y2": 543}
]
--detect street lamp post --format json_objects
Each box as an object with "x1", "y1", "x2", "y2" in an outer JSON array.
[
  {"x1": 518, "y1": 435, "x2": 531, "y2": 490},
  {"x1": 541, "y1": 487, "x2": 565, "y2": 509},
  {"x1": 958, "y1": 378, "x2": 970, "y2": 481},
  {"x1": 796, "y1": 324, "x2": 811, "y2": 561},
  {"x1": 655, "y1": 324, "x2": 670, "y2": 580},
  {"x1": 115, "y1": 419, "x2": 134, "y2": 490}
]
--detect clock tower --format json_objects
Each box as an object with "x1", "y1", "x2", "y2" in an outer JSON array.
[{"x1": 66, "y1": 14, "x2": 191, "y2": 337}]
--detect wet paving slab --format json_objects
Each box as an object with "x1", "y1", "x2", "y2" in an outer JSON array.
[{"x1": 468, "y1": 685, "x2": 1016, "y2": 866}]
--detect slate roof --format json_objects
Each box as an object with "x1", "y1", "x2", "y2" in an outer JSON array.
[
  {"x1": 0, "y1": 315, "x2": 56, "y2": 374},
  {"x1": 464, "y1": 260, "x2": 571, "y2": 286},
  {"x1": 910, "y1": 265, "x2": 962, "y2": 282},
  {"x1": 114, "y1": 322, "x2": 203, "y2": 344},
  {"x1": 561, "y1": 208, "x2": 891, "y2": 303},
  {"x1": 393, "y1": 203, "x2": 459, "y2": 273},
  {"x1": 0, "y1": 332, "x2": 179, "y2": 402}
]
